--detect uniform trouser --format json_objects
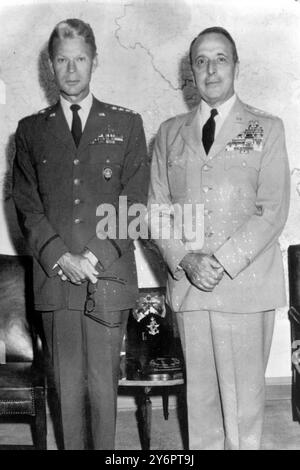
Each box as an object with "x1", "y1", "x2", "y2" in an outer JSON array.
[
  {"x1": 176, "y1": 309, "x2": 275, "y2": 450},
  {"x1": 41, "y1": 308, "x2": 129, "y2": 450}
]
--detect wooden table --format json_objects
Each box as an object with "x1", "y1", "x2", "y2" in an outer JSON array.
[{"x1": 118, "y1": 377, "x2": 184, "y2": 450}]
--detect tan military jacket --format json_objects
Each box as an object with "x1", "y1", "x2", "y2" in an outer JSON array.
[{"x1": 148, "y1": 97, "x2": 290, "y2": 313}]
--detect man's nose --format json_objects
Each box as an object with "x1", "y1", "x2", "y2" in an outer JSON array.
[
  {"x1": 207, "y1": 60, "x2": 217, "y2": 75},
  {"x1": 67, "y1": 60, "x2": 77, "y2": 73}
]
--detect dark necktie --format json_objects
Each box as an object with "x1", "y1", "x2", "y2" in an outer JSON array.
[
  {"x1": 202, "y1": 108, "x2": 218, "y2": 154},
  {"x1": 70, "y1": 104, "x2": 82, "y2": 147}
]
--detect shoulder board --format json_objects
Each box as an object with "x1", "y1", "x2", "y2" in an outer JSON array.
[
  {"x1": 164, "y1": 111, "x2": 190, "y2": 126},
  {"x1": 244, "y1": 103, "x2": 277, "y2": 120},
  {"x1": 104, "y1": 103, "x2": 137, "y2": 114},
  {"x1": 19, "y1": 105, "x2": 56, "y2": 125},
  {"x1": 37, "y1": 105, "x2": 55, "y2": 116}
]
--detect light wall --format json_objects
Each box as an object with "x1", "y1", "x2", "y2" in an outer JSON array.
[{"x1": 1, "y1": 0, "x2": 300, "y2": 378}]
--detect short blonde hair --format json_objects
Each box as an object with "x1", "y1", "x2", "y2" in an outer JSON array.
[{"x1": 48, "y1": 18, "x2": 97, "y2": 60}]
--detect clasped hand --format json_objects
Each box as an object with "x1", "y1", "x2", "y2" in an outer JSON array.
[
  {"x1": 57, "y1": 252, "x2": 103, "y2": 285},
  {"x1": 180, "y1": 253, "x2": 224, "y2": 292}
]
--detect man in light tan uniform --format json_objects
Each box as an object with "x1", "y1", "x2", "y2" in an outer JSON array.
[{"x1": 148, "y1": 27, "x2": 290, "y2": 450}]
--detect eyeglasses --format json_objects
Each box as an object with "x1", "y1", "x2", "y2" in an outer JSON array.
[{"x1": 84, "y1": 275, "x2": 126, "y2": 315}]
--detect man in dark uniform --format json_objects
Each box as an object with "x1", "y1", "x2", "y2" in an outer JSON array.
[{"x1": 12, "y1": 18, "x2": 149, "y2": 450}]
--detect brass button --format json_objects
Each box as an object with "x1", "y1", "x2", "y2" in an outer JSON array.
[
  {"x1": 205, "y1": 231, "x2": 214, "y2": 238},
  {"x1": 74, "y1": 199, "x2": 81, "y2": 205},
  {"x1": 202, "y1": 185, "x2": 211, "y2": 193},
  {"x1": 74, "y1": 159, "x2": 80, "y2": 165},
  {"x1": 74, "y1": 178, "x2": 80, "y2": 185},
  {"x1": 202, "y1": 164, "x2": 210, "y2": 172},
  {"x1": 74, "y1": 218, "x2": 82, "y2": 224}
]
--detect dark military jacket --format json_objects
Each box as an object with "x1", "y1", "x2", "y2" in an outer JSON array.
[{"x1": 13, "y1": 97, "x2": 149, "y2": 313}]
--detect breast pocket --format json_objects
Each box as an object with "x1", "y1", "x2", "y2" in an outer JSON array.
[
  {"x1": 167, "y1": 155, "x2": 187, "y2": 198},
  {"x1": 224, "y1": 151, "x2": 262, "y2": 172},
  {"x1": 35, "y1": 159, "x2": 63, "y2": 195}
]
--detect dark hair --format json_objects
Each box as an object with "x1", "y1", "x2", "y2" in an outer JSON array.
[
  {"x1": 48, "y1": 18, "x2": 97, "y2": 60},
  {"x1": 189, "y1": 26, "x2": 239, "y2": 65}
]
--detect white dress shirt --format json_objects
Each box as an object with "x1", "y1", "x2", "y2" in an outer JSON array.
[
  {"x1": 60, "y1": 92, "x2": 93, "y2": 131},
  {"x1": 199, "y1": 93, "x2": 237, "y2": 138}
]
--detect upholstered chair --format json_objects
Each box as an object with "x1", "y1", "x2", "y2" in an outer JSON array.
[
  {"x1": 288, "y1": 245, "x2": 300, "y2": 422},
  {"x1": 0, "y1": 254, "x2": 46, "y2": 449}
]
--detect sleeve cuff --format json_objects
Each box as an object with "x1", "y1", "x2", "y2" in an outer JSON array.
[
  {"x1": 214, "y1": 244, "x2": 251, "y2": 279},
  {"x1": 39, "y1": 237, "x2": 69, "y2": 277},
  {"x1": 83, "y1": 249, "x2": 98, "y2": 267},
  {"x1": 163, "y1": 244, "x2": 189, "y2": 280},
  {"x1": 86, "y1": 238, "x2": 120, "y2": 271}
]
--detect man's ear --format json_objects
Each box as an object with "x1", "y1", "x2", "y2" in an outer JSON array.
[
  {"x1": 92, "y1": 54, "x2": 98, "y2": 73},
  {"x1": 190, "y1": 68, "x2": 196, "y2": 87},
  {"x1": 48, "y1": 58, "x2": 54, "y2": 75},
  {"x1": 234, "y1": 62, "x2": 239, "y2": 80}
]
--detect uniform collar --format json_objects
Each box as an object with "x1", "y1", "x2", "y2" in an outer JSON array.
[
  {"x1": 199, "y1": 93, "x2": 237, "y2": 123},
  {"x1": 60, "y1": 92, "x2": 93, "y2": 114}
]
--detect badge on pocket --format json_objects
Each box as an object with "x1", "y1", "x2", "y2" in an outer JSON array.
[{"x1": 103, "y1": 167, "x2": 113, "y2": 181}]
